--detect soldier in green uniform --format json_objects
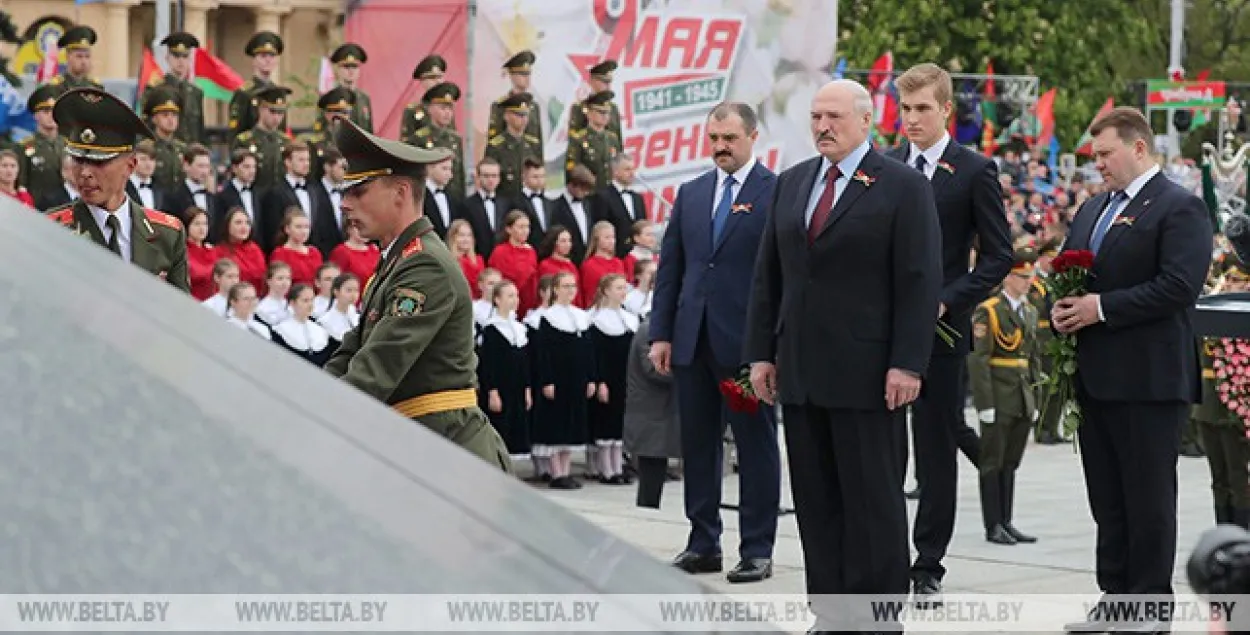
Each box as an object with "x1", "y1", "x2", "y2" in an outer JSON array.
[
  {"x1": 232, "y1": 85, "x2": 291, "y2": 192},
  {"x1": 484, "y1": 93, "x2": 542, "y2": 201},
  {"x1": 488, "y1": 51, "x2": 543, "y2": 160},
  {"x1": 19, "y1": 84, "x2": 66, "y2": 203},
  {"x1": 151, "y1": 32, "x2": 205, "y2": 145},
  {"x1": 399, "y1": 55, "x2": 447, "y2": 144},
  {"x1": 565, "y1": 90, "x2": 622, "y2": 188},
  {"x1": 46, "y1": 88, "x2": 189, "y2": 292},
  {"x1": 324, "y1": 118, "x2": 511, "y2": 470},
  {"x1": 969, "y1": 249, "x2": 1039, "y2": 546},
  {"x1": 330, "y1": 43, "x2": 373, "y2": 133},
  {"x1": 143, "y1": 87, "x2": 187, "y2": 192},
  {"x1": 412, "y1": 82, "x2": 466, "y2": 199},
  {"x1": 45, "y1": 26, "x2": 103, "y2": 97},
  {"x1": 1196, "y1": 262, "x2": 1250, "y2": 528},
  {"x1": 1029, "y1": 238, "x2": 1065, "y2": 444},
  {"x1": 568, "y1": 60, "x2": 622, "y2": 138},
  {"x1": 229, "y1": 31, "x2": 284, "y2": 143},
  {"x1": 299, "y1": 87, "x2": 353, "y2": 183}
]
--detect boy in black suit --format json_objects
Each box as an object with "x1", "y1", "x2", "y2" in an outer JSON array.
[
  {"x1": 164, "y1": 144, "x2": 218, "y2": 226},
  {"x1": 548, "y1": 165, "x2": 597, "y2": 263},
  {"x1": 216, "y1": 149, "x2": 261, "y2": 244},
  {"x1": 462, "y1": 157, "x2": 509, "y2": 259},
  {"x1": 594, "y1": 153, "x2": 646, "y2": 257}
]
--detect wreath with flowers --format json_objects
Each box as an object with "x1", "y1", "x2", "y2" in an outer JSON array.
[{"x1": 1212, "y1": 338, "x2": 1250, "y2": 436}]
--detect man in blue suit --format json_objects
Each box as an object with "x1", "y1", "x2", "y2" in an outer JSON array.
[{"x1": 649, "y1": 102, "x2": 781, "y2": 584}]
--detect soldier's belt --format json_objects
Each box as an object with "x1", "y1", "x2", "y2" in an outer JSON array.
[
  {"x1": 1037, "y1": 319, "x2": 1051, "y2": 329},
  {"x1": 1204, "y1": 369, "x2": 1217, "y2": 380},
  {"x1": 989, "y1": 358, "x2": 1030, "y2": 368},
  {"x1": 392, "y1": 389, "x2": 478, "y2": 419}
]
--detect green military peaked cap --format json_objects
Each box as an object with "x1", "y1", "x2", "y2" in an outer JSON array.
[
  {"x1": 253, "y1": 85, "x2": 293, "y2": 112},
  {"x1": 27, "y1": 84, "x2": 58, "y2": 113},
  {"x1": 589, "y1": 60, "x2": 617, "y2": 81},
  {"x1": 503, "y1": 50, "x2": 535, "y2": 73},
  {"x1": 318, "y1": 86, "x2": 356, "y2": 113},
  {"x1": 333, "y1": 118, "x2": 453, "y2": 189},
  {"x1": 54, "y1": 88, "x2": 153, "y2": 161},
  {"x1": 584, "y1": 90, "x2": 615, "y2": 111},
  {"x1": 161, "y1": 32, "x2": 199, "y2": 55},
  {"x1": 331, "y1": 43, "x2": 367, "y2": 66},
  {"x1": 422, "y1": 82, "x2": 461, "y2": 105},
  {"x1": 412, "y1": 54, "x2": 447, "y2": 80},
  {"x1": 143, "y1": 86, "x2": 182, "y2": 117},
  {"x1": 245, "y1": 31, "x2": 283, "y2": 56},
  {"x1": 59, "y1": 26, "x2": 96, "y2": 51},
  {"x1": 498, "y1": 92, "x2": 532, "y2": 113}
]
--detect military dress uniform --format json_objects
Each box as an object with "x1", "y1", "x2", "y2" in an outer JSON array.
[
  {"x1": 1196, "y1": 263, "x2": 1250, "y2": 528},
  {"x1": 568, "y1": 60, "x2": 622, "y2": 138},
  {"x1": 399, "y1": 55, "x2": 447, "y2": 144},
  {"x1": 412, "y1": 82, "x2": 466, "y2": 199},
  {"x1": 969, "y1": 252, "x2": 1039, "y2": 546},
  {"x1": 1028, "y1": 240, "x2": 1064, "y2": 444},
  {"x1": 484, "y1": 93, "x2": 542, "y2": 201},
  {"x1": 232, "y1": 86, "x2": 291, "y2": 191},
  {"x1": 565, "y1": 91, "x2": 622, "y2": 187},
  {"x1": 488, "y1": 51, "x2": 543, "y2": 160},
  {"x1": 229, "y1": 32, "x2": 284, "y2": 142},
  {"x1": 151, "y1": 32, "x2": 205, "y2": 145},
  {"x1": 44, "y1": 26, "x2": 103, "y2": 98},
  {"x1": 19, "y1": 85, "x2": 65, "y2": 203},
  {"x1": 322, "y1": 118, "x2": 511, "y2": 470},
  {"x1": 47, "y1": 88, "x2": 189, "y2": 292},
  {"x1": 299, "y1": 87, "x2": 354, "y2": 183},
  {"x1": 144, "y1": 88, "x2": 187, "y2": 192},
  {"x1": 330, "y1": 43, "x2": 373, "y2": 133}
]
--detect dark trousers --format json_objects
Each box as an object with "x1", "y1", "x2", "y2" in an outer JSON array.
[
  {"x1": 911, "y1": 353, "x2": 975, "y2": 580},
  {"x1": 1198, "y1": 421, "x2": 1250, "y2": 510},
  {"x1": 784, "y1": 402, "x2": 910, "y2": 599},
  {"x1": 1077, "y1": 390, "x2": 1185, "y2": 595},
  {"x1": 673, "y1": 328, "x2": 780, "y2": 560}
]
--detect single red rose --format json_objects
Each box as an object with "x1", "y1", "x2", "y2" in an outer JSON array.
[{"x1": 718, "y1": 379, "x2": 737, "y2": 399}]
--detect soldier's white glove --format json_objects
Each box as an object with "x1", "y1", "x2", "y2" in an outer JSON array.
[{"x1": 978, "y1": 409, "x2": 995, "y2": 423}]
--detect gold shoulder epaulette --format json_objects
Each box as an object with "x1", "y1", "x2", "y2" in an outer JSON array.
[
  {"x1": 569, "y1": 129, "x2": 586, "y2": 139},
  {"x1": 415, "y1": 128, "x2": 431, "y2": 137},
  {"x1": 237, "y1": 130, "x2": 253, "y2": 141},
  {"x1": 1031, "y1": 279, "x2": 1046, "y2": 296},
  {"x1": 488, "y1": 135, "x2": 505, "y2": 147},
  {"x1": 525, "y1": 134, "x2": 540, "y2": 144},
  {"x1": 47, "y1": 75, "x2": 63, "y2": 86},
  {"x1": 979, "y1": 296, "x2": 1001, "y2": 310},
  {"x1": 144, "y1": 208, "x2": 184, "y2": 231}
]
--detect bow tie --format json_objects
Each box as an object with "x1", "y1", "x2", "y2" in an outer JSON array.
[
  {"x1": 434, "y1": 189, "x2": 445, "y2": 195},
  {"x1": 483, "y1": 196, "x2": 494, "y2": 203},
  {"x1": 529, "y1": 192, "x2": 543, "y2": 199},
  {"x1": 293, "y1": 182, "x2": 306, "y2": 190},
  {"x1": 572, "y1": 197, "x2": 583, "y2": 204},
  {"x1": 138, "y1": 182, "x2": 151, "y2": 189},
  {"x1": 192, "y1": 188, "x2": 206, "y2": 195},
  {"x1": 240, "y1": 185, "x2": 251, "y2": 192},
  {"x1": 332, "y1": 188, "x2": 343, "y2": 196}
]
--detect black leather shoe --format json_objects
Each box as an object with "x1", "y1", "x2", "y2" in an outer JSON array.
[
  {"x1": 726, "y1": 558, "x2": 772, "y2": 583},
  {"x1": 1004, "y1": 522, "x2": 1037, "y2": 543},
  {"x1": 986, "y1": 524, "x2": 1017, "y2": 545},
  {"x1": 672, "y1": 550, "x2": 722, "y2": 574},
  {"x1": 905, "y1": 486, "x2": 922, "y2": 500},
  {"x1": 912, "y1": 575, "x2": 942, "y2": 607}
]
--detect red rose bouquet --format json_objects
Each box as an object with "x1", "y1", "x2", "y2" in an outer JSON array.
[
  {"x1": 1212, "y1": 338, "x2": 1250, "y2": 436},
  {"x1": 719, "y1": 366, "x2": 760, "y2": 415},
  {"x1": 1039, "y1": 249, "x2": 1096, "y2": 440}
]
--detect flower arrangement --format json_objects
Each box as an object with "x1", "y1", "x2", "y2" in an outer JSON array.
[
  {"x1": 718, "y1": 366, "x2": 760, "y2": 415},
  {"x1": 1039, "y1": 249, "x2": 1096, "y2": 441},
  {"x1": 1213, "y1": 338, "x2": 1250, "y2": 436}
]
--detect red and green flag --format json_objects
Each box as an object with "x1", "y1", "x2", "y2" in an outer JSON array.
[
  {"x1": 1075, "y1": 97, "x2": 1115, "y2": 156},
  {"x1": 981, "y1": 62, "x2": 997, "y2": 153},
  {"x1": 191, "y1": 48, "x2": 244, "y2": 101}
]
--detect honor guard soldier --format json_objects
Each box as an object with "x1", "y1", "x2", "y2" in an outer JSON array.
[
  {"x1": 152, "y1": 32, "x2": 205, "y2": 145},
  {"x1": 399, "y1": 55, "x2": 448, "y2": 144},
  {"x1": 143, "y1": 87, "x2": 187, "y2": 192},
  {"x1": 20, "y1": 84, "x2": 67, "y2": 203},
  {"x1": 565, "y1": 90, "x2": 621, "y2": 187},
  {"x1": 1196, "y1": 261, "x2": 1250, "y2": 528},
  {"x1": 488, "y1": 51, "x2": 542, "y2": 159},
  {"x1": 569, "y1": 60, "x2": 622, "y2": 138},
  {"x1": 232, "y1": 85, "x2": 292, "y2": 191},
  {"x1": 969, "y1": 248, "x2": 1039, "y2": 547},
  {"x1": 45, "y1": 26, "x2": 103, "y2": 97},
  {"x1": 412, "y1": 82, "x2": 466, "y2": 199},
  {"x1": 229, "y1": 31, "x2": 284, "y2": 142},
  {"x1": 323, "y1": 118, "x2": 512, "y2": 470},
  {"x1": 330, "y1": 43, "x2": 373, "y2": 133},
  {"x1": 484, "y1": 92, "x2": 541, "y2": 201},
  {"x1": 47, "y1": 88, "x2": 189, "y2": 292},
  {"x1": 1029, "y1": 237, "x2": 1065, "y2": 444},
  {"x1": 300, "y1": 87, "x2": 354, "y2": 183}
]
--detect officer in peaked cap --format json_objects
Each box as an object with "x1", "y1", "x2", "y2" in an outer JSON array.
[
  {"x1": 46, "y1": 88, "x2": 189, "y2": 291},
  {"x1": 153, "y1": 31, "x2": 205, "y2": 145},
  {"x1": 229, "y1": 31, "x2": 285, "y2": 142},
  {"x1": 488, "y1": 50, "x2": 543, "y2": 159},
  {"x1": 413, "y1": 81, "x2": 466, "y2": 199},
  {"x1": 566, "y1": 90, "x2": 622, "y2": 188},
  {"x1": 323, "y1": 118, "x2": 511, "y2": 472},
  {"x1": 142, "y1": 87, "x2": 187, "y2": 191},
  {"x1": 400, "y1": 55, "x2": 450, "y2": 143},
  {"x1": 569, "y1": 60, "x2": 621, "y2": 138},
  {"x1": 330, "y1": 43, "x2": 374, "y2": 133},
  {"x1": 46, "y1": 26, "x2": 103, "y2": 97},
  {"x1": 20, "y1": 84, "x2": 67, "y2": 202},
  {"x1": 231, "y1": 85, "x2": 292, "y2": 191},
  {"x1": 484, "y1": 92, "x2": 541, "y2": 201},
  {"x1": 300, "y1": 87, "x2": 356, "y2": 183}
]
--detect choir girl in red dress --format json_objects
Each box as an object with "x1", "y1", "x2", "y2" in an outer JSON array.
[
  {"x1": 0, "y1": 150, "x2": 33, "y2": 207},
  {"x1": 214, "y1": 207, "x2": 267, "y2": 296},
  {"x1": 621, "y1": 219, "x2": 658, "y2": 284},
  {"x1": 487, "y1": 210, "x2": 539, "y2": 314},
  {"x1": 536, "y1": 226, "x2": 581, "y2": 306},
  {"x1": 448, "y1": 218, "x2": 485, "y2": 297},
  {"x1": 578, "y1": 221, "x2": 626, "y2": 312},
  {"x1": 329, "y1": 219, "x2": 380, "y2": 295},
  {"x1": 184, "y1": 206, "x2": 217, "y2": 301},
  {"x1": 268, "y1": 207, "x2": 324, "y2": 287}
]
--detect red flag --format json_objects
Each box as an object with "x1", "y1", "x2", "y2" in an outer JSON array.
[
  {"x1": 136, "y1": 48, "x2": 162, "y2": 97},
  {"x1": 1035, "y1": 88, "x2": 1057, "y2": 147},
  {"x1": 1075, "y1": 97, "x2": 1115, "y2": 156}
]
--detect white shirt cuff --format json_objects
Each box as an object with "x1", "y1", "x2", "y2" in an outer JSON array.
[{"x1": 1096, "y1": 295, "x2": 1105, "y2": 322}]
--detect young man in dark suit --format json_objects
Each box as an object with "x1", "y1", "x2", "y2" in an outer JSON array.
[
  {"x1": 422, "y1": 155, "x2": 460, "y2": 240},
  {"x1": 125, "y1": 140, "x2": 167, "y2": 213},
  {"x1": 461, "y1": 157, "x2": 510, "y2": 259},
  {"x1": 217, "y1": 149, "x2": 261, "y2": 244},
  {"x1": 745, "y1": 80, "x2": 942, "y2": 632},
  {"x1": 311, "y1": 147, "x2": 347, "y2": 250},
  {"x1": 594, "y1": 153, "x2": 647, "y2": 257},
  {"x1": 649, "y1": 102, "x2": 781, "y2": 585},
  {"x1": 163, "y1": 144, "x2": 219, "y2": 226},
  {"x1": 514, "y1": 157, "x2": 551, "y2": 248},
  {"x1": 1055, "y1": 107, "x2": 1212, "y2": 635},
  {"x1": 260, "y1": 140, "x2": 336, "y2": 255},
  {"x1": 548, "y1": 165, "x2": 597, "y2": 264},
  {"x1": 889, "y1": 63, "x2": 1015, "y2": 601}
]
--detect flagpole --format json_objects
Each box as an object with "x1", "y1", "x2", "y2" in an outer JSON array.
[
  {"x1": 1166, "y1": 0, "x2": 1185, "y2": 159},
  {"x1": 153, "y1": 0, "x2": 170, "y2": 69}
]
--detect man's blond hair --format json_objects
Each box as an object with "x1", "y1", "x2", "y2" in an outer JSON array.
[{"x1": 896, "y1": 63, "x2": 953, "y2": 105}]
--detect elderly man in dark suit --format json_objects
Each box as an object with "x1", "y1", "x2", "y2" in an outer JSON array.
[
  {"x1": 745, "y1": 79, "x2": 941, "y2": 632},
  {"x1": 1055, "y1": 107, "x2": 1212, "y2": 635},
  {"x1": 650, "y1": 102, "x2": 781, "y2": 585},
  {"x1": 594, "y1": 153, "x2": 647, "y2": 256},
  {"x1": 888, "y1": 63, "x2": 1014, "y2": 601}
]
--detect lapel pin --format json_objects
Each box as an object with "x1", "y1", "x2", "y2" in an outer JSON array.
[
  {"x1": 852, "y1": 170, "x2": 875, "y2": 187},
  {"x1": 937, "y1": 160, "x2": 955, "y2": 174}
]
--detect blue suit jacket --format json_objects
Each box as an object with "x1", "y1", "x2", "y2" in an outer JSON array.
[{"x1": 650, "y1": 162, "x2": 776, "y2": 368}]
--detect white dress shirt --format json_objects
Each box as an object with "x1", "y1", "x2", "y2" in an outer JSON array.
[
  {"x1": 480, "y1": 191, "x2": 498, "y2": 231},
  {"x1": 130, "y1": 175, "x2": 156, "y2": 209},
  {"x1": 805, "y1": 140, "x2": 871, "y2": 228},
  {"x1": 906, "y1": 132, "x2": 952, "y2": 180},
  {"x1": 322, "y1": 177, "x2": 344, "y2": 230},
  {"x1": 287, "y1": 174, "x2": 311, "y2": 217},
  {"x1": 1093, "y1": 164, "x2": 1161, "y2": 322},
  {"x1": 614, "y1": 181, "x2": 636, "y2": 220},
  {"x1": 186, "y1": 178, "x2": 208, "y2": 211},
  {"x1": 233, "y1": 179, "x2": 255, "y2": 220},
  {"x1": 711, "y1": 157, "x2": 757, "y2": 219},
  {"x1": 523, "y1": 187, "x2": 547, "y2": 231},
  {"x1": 426, "y1": 178, "x2": 451, "y2": 229},
  {"x1": 565, "y1": 192, "x2": 590, "y2": 242},
  {"x1": 89, "y1": 199, "x2": 132, "y2": 262}
]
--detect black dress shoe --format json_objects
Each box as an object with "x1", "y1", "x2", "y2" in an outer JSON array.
[
  {"x1": 672, "y1": 550, "x2": 722, "y2": 574},
  {"x1": 986, "y1": 524, "x2": 1017, "y2": 545},
  {"x1": 905, "y1": 486, "x2": 921, "y2": 500},
  {"x1": 1003, "y1": 522, "x2": 1037, "y2": 543},
  {"x1": 912, "y1": 575, "x2": 942, "y2": 607},
  {"x1": 726, "y1": 557, "x2": 772, "y2": 583}
]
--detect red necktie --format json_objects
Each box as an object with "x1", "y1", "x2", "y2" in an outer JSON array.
[{"x1": 807, "y1": 165, "x2": 841, "y2": 245}]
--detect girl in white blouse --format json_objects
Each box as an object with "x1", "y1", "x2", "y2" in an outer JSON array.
[
  {"x1": 271, "y1": 283, "x2": 333, "y2": 366},
  {"x1": 201, "y1": 258, "x2": 240, "y2": 317},
  {"x1": 225, "y1": 282, "x2": 271, "y2": 340},
  {"x1": 317, "y1": 273, "x2": 361, "y2": 344},
  {"x1": 312, "y1": 262, "x2": 342, "y2": 319},
  {"x1": 255, "y1": 261, "x2": 293, "y2": 327}
]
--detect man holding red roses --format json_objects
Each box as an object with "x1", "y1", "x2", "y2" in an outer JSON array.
[{"x1": 1052, "y1": 107, "x2": 1212, "y2": 635}]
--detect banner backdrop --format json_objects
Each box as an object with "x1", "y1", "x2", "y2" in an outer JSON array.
[{"x1": 472, "y1": 0, "x2": 838, "y2": 222}]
